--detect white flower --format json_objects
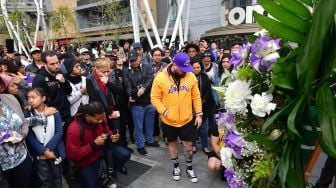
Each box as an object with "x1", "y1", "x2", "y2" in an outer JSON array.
[
  {"x1": 220, "y1": 147, "x2": 235, "y2": 169},
  {"x1": 224, "y1": 80, "x2": 252, "y2": 115},
  {"x1": 250, "y1": 92, "x2": 277, "y2": 117},
  {"x1": 241, "y1": 141, "x2": 259, "y2": 157}
]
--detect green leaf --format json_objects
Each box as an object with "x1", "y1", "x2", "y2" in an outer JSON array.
[
  {"x1": 287, "y1": 94, "x2": 307, "y2": 137},
  {"x1": 277, "y1": 143, "x2": 290, "y2": 186},
  {"x1": 253, "y1": 12, "x2": 305, "y2": 44},
  {"x1": 296, "y1": 0, "x2": 336, "y2": 92},
  {"x1": 277, "y1": 0, "x2": 312, "y2": 20},
  {"x1": 258, "y1": 0, "x2": 309, "y2": 33},
  {"x1": 299, "y1": 0, "x2": 314, "y2": 6},
  {"x1": 262, "y1": 100, "x2": 296, "y2": 132},
  {"x1": 316, "y1": 83, "x2": 336, "y2": 149},
  {"x1": 272, "y1": 60, "x2": 297, "y2": 90}
]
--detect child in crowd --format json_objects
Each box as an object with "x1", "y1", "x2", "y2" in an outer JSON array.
[{"x1": 25, "y1": 88, "x2": 65, "y2": 188}]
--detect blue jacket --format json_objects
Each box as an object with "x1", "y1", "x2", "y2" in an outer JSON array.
[{"x1": 25, "y1": 112, "x2": 66, "y2": 159}]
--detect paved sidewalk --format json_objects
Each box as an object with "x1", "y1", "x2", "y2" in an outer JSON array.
[{"x1": 127, "y1": 141, "x2": 227, "y2": 188}]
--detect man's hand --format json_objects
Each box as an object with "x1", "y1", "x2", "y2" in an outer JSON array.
[
  {"x1": 56, "y1": 74, "x2": 65, "y2": 83},
  {"x1": 80, "y1": 87, "x2": 87, "y2": 94},
  {"x1": 100, "y1": 76, "x2": 108, "y2": 85},
  {"x1": 44, "y1": 149, "x2": 56, "y2": 159},
  {"x1": 43, "y1": 107, "x2": 58, "y2": 116},
  {"x1": 129, "y1": 97, "x2": 135, "y2": 103},
  {"x1": 94, "y1": 135, "x2": 106, "y2": 146},
  {"x1": 137, "y1": 88, "x2": 145, "y2": 97},
  {"x1": 194, "y1": 115, "x2": 202, "y2": 129}
]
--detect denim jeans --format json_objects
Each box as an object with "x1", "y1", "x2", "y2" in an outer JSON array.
[
  {"x1": 192, "y1": 118, "x2": 209, "y2": 149},
  {"x1": 36, "y1": 159, "x2": 63, "y2": 188},
  {"x1": 103, "y1": 142, "x2": 131, "y2": 168},
  {"x1": 78, "y1": 142, "x2": 131, "y2": 188},
  {"x1": 78, "y1": 159, "x2": 100, "y2": 188},
  {"x1": 131, "y1": 104, "x2": 155, "y2": 148}
]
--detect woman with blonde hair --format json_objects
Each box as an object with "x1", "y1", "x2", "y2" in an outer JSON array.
[{"x1": 86, "y1": 58, "x2": 130, "y2": 175}]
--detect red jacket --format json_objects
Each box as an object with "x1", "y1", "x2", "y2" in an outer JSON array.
[{"x1": 66, "y1": 116, "x2": 112, "y2": 167}]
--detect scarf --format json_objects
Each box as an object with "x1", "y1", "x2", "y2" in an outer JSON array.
[
  {"x1": 93, "y1": 69, "x2": 107, "y2": 96},
  {"x1": 67, "y1": 75, "x2": 82, "y2": 84}
]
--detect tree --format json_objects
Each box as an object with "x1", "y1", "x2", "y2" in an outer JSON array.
[
  {"x1": 48, "y1": 5, "x2": 77, "y2": 41},
  {"x1": 93, "y1": 0, "x2": 131, "y2": 46}
]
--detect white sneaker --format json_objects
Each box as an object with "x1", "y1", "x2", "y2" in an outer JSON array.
[
  {"x1": 172, "y1": 167, "x2": 181, "y2": 181},
  {"x1": 186, "y1": 169, "x2": 198, "y2": 183}
]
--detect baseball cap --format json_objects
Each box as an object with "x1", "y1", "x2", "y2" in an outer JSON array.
[
  {"x1": 203, "y1": 51, "x2": 212, "y2": 57},
  {"x1": 173, "y1": 53, "x2": 192, "y2": 72},
  {"x1": 128, "y1": 50, "x2": 138, "y2": 61},
  {"x1": 106, "y1": 52, "x2": 118, "y2": 60},
  {"x1": 30, "y1": 46, "x2": 41, "y2": 54},
  {"x1": 133, "y1": 42, "x2": 142, "y2": 49},
  {"x1": 79, "y1": 48, "x2": 89, "y2": 55}
]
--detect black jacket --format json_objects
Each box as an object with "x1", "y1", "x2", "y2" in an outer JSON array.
[
  {"x1": 25, "y1": 60, "x2": 41, "y2": 76},
  {"x1": 86, "y1": 74, "x2": 123, "y2": 130},
  {"x1": 86, "y1": 74, "x2": 123, "y2": 115},
  {"x1": 123, "y1": 64, "x2": 154, "y2": 106},
  {"x1": 196, "y1": 73, "x2": 216, "y2": 119},
  {"x1": 32, "y1": 68, "x2": 72, "y2": 121}
]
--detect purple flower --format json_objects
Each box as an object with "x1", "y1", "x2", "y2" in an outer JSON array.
[
  {"x1": 225, "y1": 114, "x2": 234, "y2": 124},
  {"x1": 0, "y1": 130, "x2": 11, "y2": 143},
  {"x1": 250, "y1": 36, "x2": 281, "y2": 72},
  {"x1": 216, "y1": 112, "x2": 224, "y2": 125},
  {"x1": 224, "y1": 169, "x2": 245, "y2": 188},
  {"x1": 229, "y1": 44, "x2": 250, "y2": 68},
  {"x1": 224, "y1": 132, "x2": 245, "y2": 157}
]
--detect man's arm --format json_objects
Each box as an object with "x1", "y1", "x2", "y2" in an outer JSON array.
[{"x1": 150, "y1": 75, "x2": 167, "y2": 116}]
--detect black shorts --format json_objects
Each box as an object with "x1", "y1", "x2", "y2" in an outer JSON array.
[
  {"x1": 208, "y1": 151, "x2": 220, "y2": 160},
  {"x1": 162, "y1": 120, "x2": 196, "y2": 142}
]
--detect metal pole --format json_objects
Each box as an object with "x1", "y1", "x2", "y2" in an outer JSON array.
[
  {"x1": 184, "y1": 0, "x2": 190, "y2": 42},
  {"x1": 130, "y1": 0, "x2": 140, "y2": 42},
  {"x1": 139, "y1": 11, "x2": 154, "y2": 49},
  {"x1": 143, "y1": 0, "x2": 162, "y2": 48},
  {"x1": 161, "y1": 8, "x2": 172, "y2": 44},
  {"x1": 177, "y1": 0, "x2": 184, "y2": 47},
  {"x1": 169, "y1": 0, "x2": 186, "y2": 48},
  {"x1": 178, "y1": 19, "x2": 184, "y2": 48}
]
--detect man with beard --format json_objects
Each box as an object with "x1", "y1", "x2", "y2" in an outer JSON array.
[
  {"x1": 32, "y1": 51, "x2": 72, "y2": 123},
  {"x1": 151, "y1": 52, "x2": 202, "y2": 183}
]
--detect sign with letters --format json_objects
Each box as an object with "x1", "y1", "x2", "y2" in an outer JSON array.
[{"x1": 220, "y1": 4, "x2": 266, "y2": 27}]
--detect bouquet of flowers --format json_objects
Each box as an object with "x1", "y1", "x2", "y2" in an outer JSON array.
[
  {"x1": 214, "y1": 36, "x2": 283, "y2": 187},
  {"x1": 215, "y1": 0, "x2": 336, "y2": 187}
]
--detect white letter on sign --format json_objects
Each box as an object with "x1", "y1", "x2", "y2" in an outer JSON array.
[{"x1": 228, "y1": 7, "x2": 245, "y2": 25}]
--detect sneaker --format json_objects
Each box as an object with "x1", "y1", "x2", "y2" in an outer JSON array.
[
  {"x1": 145, "y1": 141, "x2": 160, "y2": 147},
  {"x1": 172, "y1": 167, "x2": 181, "y2": 181},
  {"x1": 186, "y1": 169, "x2": 198, "y2": 183},
  {"x1": 137, "y1": 147, "x2": 148, "y2": 156}
]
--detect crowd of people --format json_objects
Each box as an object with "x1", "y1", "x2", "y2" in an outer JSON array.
[{"x1": 0, "y1": 38, "x2": 239, "y2": 188}]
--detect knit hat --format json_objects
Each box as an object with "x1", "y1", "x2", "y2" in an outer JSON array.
[{"x1": 63, "y1": 58, "x2": 79, "y2": 74}]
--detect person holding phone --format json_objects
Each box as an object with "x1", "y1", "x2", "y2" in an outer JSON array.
[{"x1": 66, "y1": 102, "x2": 130, "y2": 188}]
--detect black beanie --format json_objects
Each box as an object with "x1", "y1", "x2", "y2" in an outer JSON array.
[{"x1": 63, "y1": 58, "x2": 78, "y2": 74}]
